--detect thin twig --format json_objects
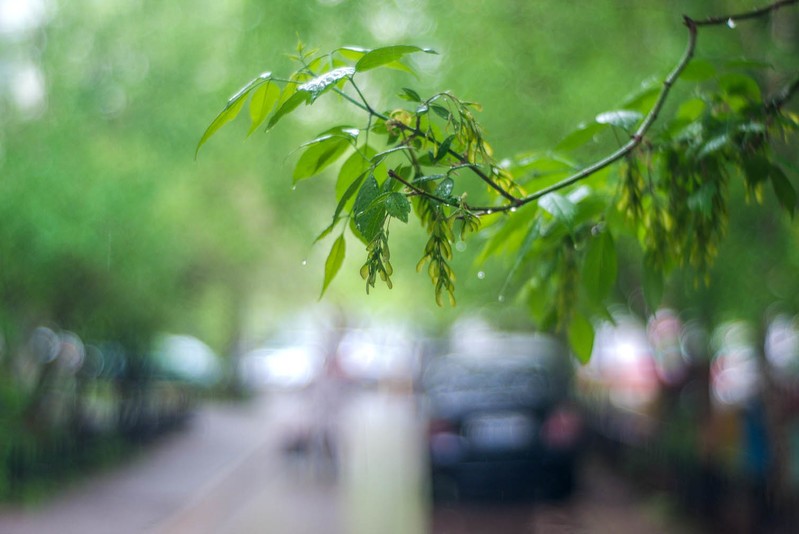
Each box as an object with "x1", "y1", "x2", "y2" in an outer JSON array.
[
  {"x1": 387, "y1": 169, "x2": 458, "y2": 206},
  {"x1": 693, "y1": 0, "x2": 797, "y2": 26},
  {"x1": 768, "y1": 74, "x2": 799, "y2": 111}
]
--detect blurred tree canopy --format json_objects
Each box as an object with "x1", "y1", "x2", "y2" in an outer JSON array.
[
  {"x1": 200, "y1": 0, "x2": 799, "y2": 359},
  {"x1": 0, "y1": 0, "x2": 796, "y2": 366}
]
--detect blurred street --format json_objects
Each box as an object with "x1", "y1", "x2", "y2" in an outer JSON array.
[{"x1": 0, "y1": 389, "x2": 697, "y2": 534}]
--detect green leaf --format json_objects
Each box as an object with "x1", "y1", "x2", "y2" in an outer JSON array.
[
  {"x1": 355, "y1": 45, "x2": 436, "y2": 72},
  {"x1": 676, "y1": 98, "x2": 706, "y2": 121},
  {"x1": 555, "y1": 121, "x2": 607, "y2": 152},
  {"x1": 742, "y1": 153, "x2": 770, "y2": 188},
  {"x1": 499, "y1": 217, "x2": 542, "y2": 298},
  {"x1": 320, "y1": 234, "x2": 346, "y2": 298},
  {"x1": 400, "y1": 87, "x2": 422, "y2": 102},
  {"x1": 595, "y1": 110, "x2": 643, "y2": 130},
  {"x1": 335, "y1": 46, "x2": 368, "y2": 62},
  {"x1": 314, "y1": 218, "x2": 339, "y2": 244},
  {"x1": 248, "y1": 81, "x2": 280, "y2": 135},
  {"x1": 298, "y1": 66, "x2": 355, "y2": 102},
  {"x1": 413, "y1": 173, "x2": 447, "y2": 185},
  {"x1": 770, "y1": 164, "x2": 797, "y2": 217},
  {"x1": 431, "y1": 104, "x2": 451, "y2": 121},
  {"x1": 581, "y1": 230, "x2": 617, "y2": 306},
  {"x1": 197, "y1": 74, "x2": 269, "y2": 155},
  {"x1": 568, "y1": 312, "x2": 595, "y2": 365},
  {"x1": 539, "y1": 192, "x2": 577, "y2": 230},
  {"x1": 385, "y1": 192, "x2": 411, "y2": 223},
  {"x1": 697, "y1": 133, "x2": 730, "y2": 159},
  {"x1": 642, "y1": 256, "x2": 664, "y2": 312},
  {"x1": 337, "y1": 146, "x2": 376, "y2": 201},
  {"x1": 434, "y1": 177, "x2": 455, "y2": 199},
  {"x1": 330, "y1": 170, "x2": 370, "y2": 229},
  {"x1": 719, "y1": 73, "x2": 762, "y2": 103},
  {"x1": 435, "y1": 134, "x2": 456, "y2": 162},
  {"x1": 476, "y1": 207, "x2": 535, "y2": 264},
  {"x1": 353, "y1": 175, "x2": 385, "y2": 243},
  {"x1": 722, "y1": 59, "x2": 773, "y2": 71},
  {"x1": 267, "y1": 90, "x2": 310, "y2": 130},
  {"x1": 293, "y1": 127, "x2": 358, "y2": 182}
]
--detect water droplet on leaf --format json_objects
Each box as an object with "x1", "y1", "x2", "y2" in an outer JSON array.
[
  {"x1": 727, "y1": 18, "x2": 736, "y2": 28},
  {"x1": 477, "y1": 271, "x2": 486, "y2": 280}
]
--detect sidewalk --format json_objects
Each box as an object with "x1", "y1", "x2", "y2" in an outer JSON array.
[{"x1": 0, "y1": 396, "x2": 278, "y2": 534}]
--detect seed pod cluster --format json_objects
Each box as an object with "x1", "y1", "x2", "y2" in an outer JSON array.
[
  {"x1": 360, "y1": 230, "x2": 393, "y2": 293},
  {"x1": 416, "y1": 213, "x2": 456, "y2": 306}
]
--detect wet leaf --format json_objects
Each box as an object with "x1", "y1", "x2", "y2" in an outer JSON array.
[
  {"x1": 353, "y1": 175, "x2": 385, "y2": 243},
  {"x1": 386, "y1": 192, "x2": 411, "y2": 222},
  {"x1": 298, "y1": 66, "x2": 355, "y2": 102},
  {"x1": 434, "y1": 177, "x2": 455, "y2": 199},
  {"x1": 596, "y1": 110, "x2": 643, "y2": 130}
]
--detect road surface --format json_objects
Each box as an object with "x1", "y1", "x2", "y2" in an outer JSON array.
[{"x1": 0, "y1": 389, "x2": 693, "y2": 533}]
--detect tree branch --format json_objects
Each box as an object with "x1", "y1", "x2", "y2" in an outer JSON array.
[
  {"x1": 768, "y1": 74, "x2": 799, "y2": 111},
  {"x1": 394, "y1": 122, "x2": 521, "y2": 203},
  {"x1": 465, "y1": 0, "x2": 797, "y2": 215},
  {"x1": 387, "y1": 169, "x2": 458, "y2": 206},
  {"x1": 693, "y1": 0, "x2": 797, "y2": 26}
]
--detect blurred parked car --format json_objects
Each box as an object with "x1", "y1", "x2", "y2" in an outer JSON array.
[{"x1": 421, "y1": 333, "x2": 583, "y2": 501}]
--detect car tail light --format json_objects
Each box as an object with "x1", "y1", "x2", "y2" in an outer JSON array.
[
  {"x1": 540, "y1": 407, "x2": 582, "y2": 449},
  {"x1": 428, "y1": 418, "x2": 456, "y2": 436}
]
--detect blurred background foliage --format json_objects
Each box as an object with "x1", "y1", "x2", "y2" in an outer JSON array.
[
  {"x1": 0, "y1": 0, "x2": 797, "y2": 497},
  {"x1": 2, "y1": 0, "x2": 797, "y2": 348}
]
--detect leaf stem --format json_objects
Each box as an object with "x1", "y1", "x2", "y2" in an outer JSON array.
[{"x1": 388, "y1": 169, "x2": 457, "y2": 206}]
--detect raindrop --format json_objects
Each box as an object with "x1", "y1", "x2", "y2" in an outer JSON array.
[
  {"x1": 727, "y1": 18, "x2": 736, "y2": 29},
  {"x1": 477, "y1": 271, "x2": 486, "y2": 280},
  {"x1": 301, "y1": 260, "x2": 308, "y2": 266},
  {"x1": 486, "y1": 209, "x2": 493, "y2": 215},
  {"x1": 498, "y1": 294, "x2": 505, "y2": 302},
  {"x1": 510, "y1": 207, "x2": 517, "y2": 213},
  {"x1": 292, "y1": 186, "x2": 297, "y2": 191},
  {"x1": 455, "y1": 241, "x2": 467, "y2": 252}
]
